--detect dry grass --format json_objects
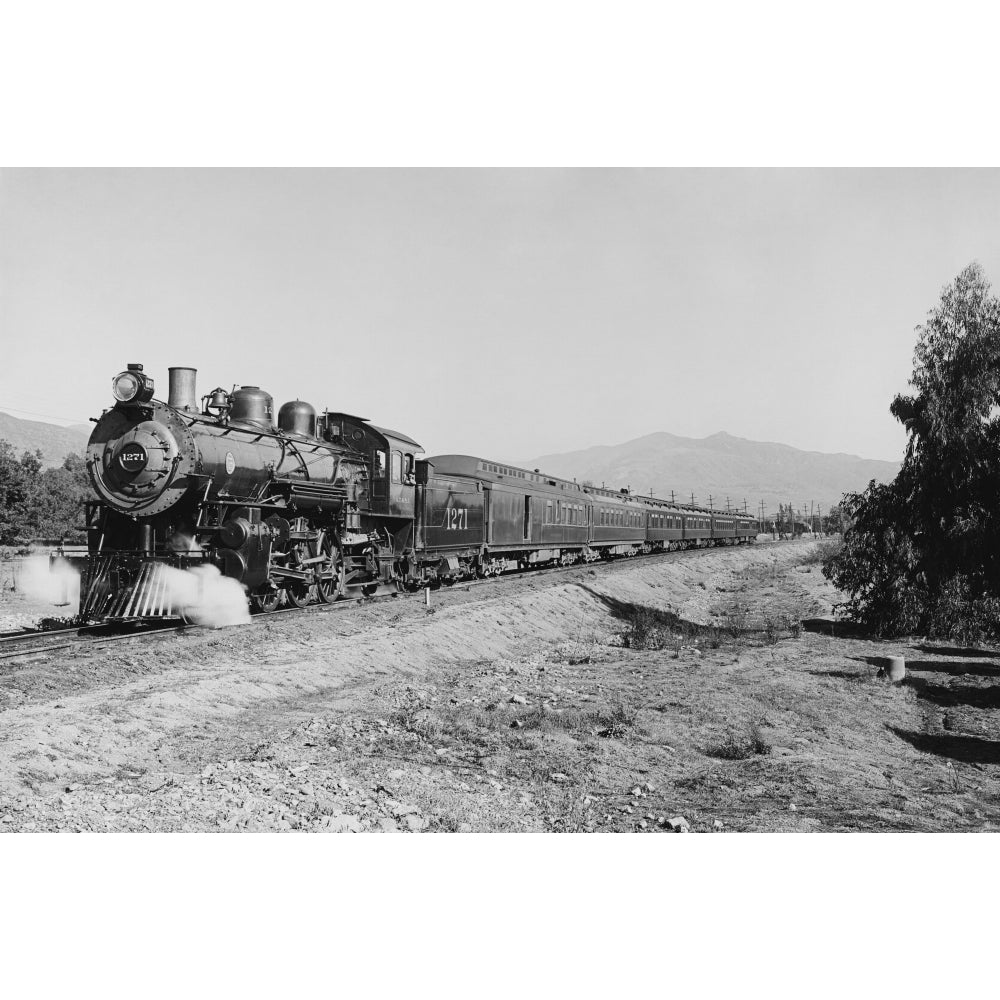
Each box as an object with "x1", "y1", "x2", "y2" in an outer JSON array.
[
  {"x1": 707, "y1": 719, "x2": 773, "y2": 760},
  {"x1": 799, "y1": 538, "x2": 843, "y2": 565},
  {"x1": 389, "y1": 689, "x2": 641, "y2": 744}
]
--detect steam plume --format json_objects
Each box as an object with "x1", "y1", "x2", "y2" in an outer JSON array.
[
  {"x1": 158, "y1": 563, "x2": 251, "y2": 627},
  {"x1": 17, "y1": 556, "x2": 80, "y2": 608}
]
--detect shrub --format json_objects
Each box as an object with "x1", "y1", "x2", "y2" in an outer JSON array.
[
  {"x1": 800, "y1": 539, "x2": 842, "y2": 565},
  {"x1": 621, "y1": 608, "x2": 666, "y2": 650},
  {"x1": 0, "y1": 442, "x2": 89, "y2": 544},
  {"x1": 593, "y1": 699, "x2": 639, "y2": 738},
  {"x1": 708, "y1": 720, "x2": 772, "y2": 760}
]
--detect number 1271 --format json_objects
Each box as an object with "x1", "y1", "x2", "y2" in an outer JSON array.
[{"x1": 445, "y1": 507, "x2": 468, "y2": 530}]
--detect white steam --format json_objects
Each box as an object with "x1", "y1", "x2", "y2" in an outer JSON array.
[
  {"x1": 17, "y1": 556, "x2": 81, "y2": 608},
  {"x1": 16, "y1": 554, "x2": 250, "y2": 628},
  {"x1": 168, "y1": 533, "x2": 202, "y2": 553},
  {"x1": 158, "y1": 563, "x2": 251, "y2": 628}
]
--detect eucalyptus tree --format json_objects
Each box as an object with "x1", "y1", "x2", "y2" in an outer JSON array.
[{"x1": 825, "y1": 263, "x2": 1000, "y2": 639}]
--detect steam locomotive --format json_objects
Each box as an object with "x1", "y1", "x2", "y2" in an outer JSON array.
[{"x1": 74, "y1": 363, "x2": 756, "y2": 622}]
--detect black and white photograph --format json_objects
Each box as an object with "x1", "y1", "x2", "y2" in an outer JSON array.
[
  {"x1": 8, "y1": 166, "x2": 1000, "y2": 838},
  {"x1": 3, "y1": 2, "x2": 999, "y2": 996}
]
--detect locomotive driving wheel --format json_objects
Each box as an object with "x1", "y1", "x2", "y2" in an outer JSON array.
[
  {"x1": 285, "y1": 533, "x2": 317, "y2": 608},
  {"x1": 286, "y1": 564, "x2": 316, "y2": 608},
  {"x1": 286, "y1": 586, "x2": 314, "y2": 608},
  {"x1": 250, "y1": 589, "x2": 282, "y2": 614},
  {"x1": 316, "y1": 533, "x2": 345, "y2": 604}
]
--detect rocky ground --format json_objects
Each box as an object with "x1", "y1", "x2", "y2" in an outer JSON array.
[{"x1": 2, "y1": 539, "x2": 999, "y2": 832}]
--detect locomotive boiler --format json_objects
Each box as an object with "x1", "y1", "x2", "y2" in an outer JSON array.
[{"x1": 80, "y1": 363, "x2": 421, "y2": 618}]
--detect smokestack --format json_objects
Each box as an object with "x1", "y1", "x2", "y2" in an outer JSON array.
[{"x1": 168, "y1": 367, "x2": 198, "y2": 411}]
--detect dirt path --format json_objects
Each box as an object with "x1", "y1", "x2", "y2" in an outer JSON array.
[{"x1": 2, "y1": 540, "x2": 998, "y2": 832}]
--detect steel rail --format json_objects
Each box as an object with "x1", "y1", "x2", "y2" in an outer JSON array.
[{"x1": 0, "y1": 622, "x2": 187, "y2": 664}]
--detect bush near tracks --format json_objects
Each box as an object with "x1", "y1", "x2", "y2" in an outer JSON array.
[
  {"x1": 0, "y1": 442, "x2": 89, "y2": 545},
  {"x1": 825, "y1": 263, "x2": 1000, "y2": 643}
]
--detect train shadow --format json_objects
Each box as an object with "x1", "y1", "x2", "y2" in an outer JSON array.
[
  {"x1": 848, "y1": 655, "x2": 1000, "y2": 678},
  {"x1": 904, "y1": 659, "x2": 1000, "y2": 678},
  {"x1": 575, "y1": 587, "x2": 714, "y2": 637},
  {"x1": 904, "y1": 676, "x2": 1000, "y2": 710},
  {"x1": 578, "y1": 589, "x2": 868, "y2": 644},
  {"x1": 914, "y1": 644, "x2": 1000, "y2": 659},
  {"x1": 887, "y1": 726, "x2": 1000, "y2": 765}
]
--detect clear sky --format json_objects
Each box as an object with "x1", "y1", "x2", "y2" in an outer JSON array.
[{"x1": 3, "y1": 168, "x2": 1000, "y2": 464}]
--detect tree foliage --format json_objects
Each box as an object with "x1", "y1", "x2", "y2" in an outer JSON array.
[
  {"x1": 824, "y1": 263, "x2": 1000, "y2": 640},
  {"x1": 0, "y1": 440, "x2": 90, "y2": 545},
  {"x1": 821, "y1": 504, "x2": 845, "y2": 535}
]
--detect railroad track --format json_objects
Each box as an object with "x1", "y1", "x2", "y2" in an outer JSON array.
[
  {"x1": 0, "y1": 596, "x2": 374, "y2": 665},
  {"x1": 0, "y1": 622, "x2": 186, "y2": 664},
  {"x1": 1, "y1": 539, "x2": 779, "y2": 665}
]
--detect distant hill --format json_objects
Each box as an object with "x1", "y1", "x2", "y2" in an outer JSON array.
[
  {"x1": 521, "y1": 431, "x2": 900, "y2": 514},
  {"x1": 0, "y1": 411, "x2": 91, "y2": 468}
]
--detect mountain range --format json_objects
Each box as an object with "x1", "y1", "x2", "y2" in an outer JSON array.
[
  {"x1": 521, "y1": 431, "x2": 899, "y2": 514},
  {"x1": 0, "y1": 411, "x2": 91, "y2": 468},
  {"x1": 0, "y1": 410, "x2": 900, "y2": 513}
]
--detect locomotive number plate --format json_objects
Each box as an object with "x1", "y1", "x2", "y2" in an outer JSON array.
[
  {"x1": 119, "y1": 444, "x2": 148, "y2": 472},
  {"x1": 444, "y1": 507, "x2": 468, "y2": 530},
  {"x1": 225, "y1": 452, "x2": 236, "y2": 475}
]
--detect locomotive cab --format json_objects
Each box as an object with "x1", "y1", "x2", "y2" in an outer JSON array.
[{"x1": 319, "y1": 412, "x2": 422, "y2": 519}]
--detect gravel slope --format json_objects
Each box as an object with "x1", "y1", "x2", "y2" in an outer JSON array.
[{"x1": 2, "y1": 540, "x2": 996, "y2": 832}]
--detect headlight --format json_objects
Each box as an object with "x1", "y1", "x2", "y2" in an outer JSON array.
[
  {"x1": 112, "y1": 366, "x2": 155, "y2": 404},
  {"x1": 112, "y1": 372, "x2": 139, "y2": 401}
]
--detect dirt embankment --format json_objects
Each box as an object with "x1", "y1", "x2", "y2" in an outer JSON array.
[{"x1": 1, "y1": 540, "x2": 997, "y2": 832}]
